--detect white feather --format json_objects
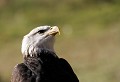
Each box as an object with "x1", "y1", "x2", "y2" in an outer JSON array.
[{"x1": 21, "y1": 26, "x2": 56, "y2": 57}]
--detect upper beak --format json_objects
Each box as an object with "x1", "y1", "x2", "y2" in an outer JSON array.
[{"x1": 48, "y1": 26, "x2": 60, "y2": 36}]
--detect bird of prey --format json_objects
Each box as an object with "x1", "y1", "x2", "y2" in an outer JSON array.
[{"x1": 11, "y1": 26, "x2": 79, "y2": 82}]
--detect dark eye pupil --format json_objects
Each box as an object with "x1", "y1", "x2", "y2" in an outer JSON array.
[{"x1": 38, "y1": 30, "x2": 45, "y2": 33}]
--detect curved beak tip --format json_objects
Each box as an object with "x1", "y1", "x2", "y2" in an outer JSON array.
[{"x1": 49, "y1": 26, "x2": 60, "y2": 35}]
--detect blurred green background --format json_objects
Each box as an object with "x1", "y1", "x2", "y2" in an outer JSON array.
[{"x1": 0, "y1": 0, "x2": 120, "y2": 82}]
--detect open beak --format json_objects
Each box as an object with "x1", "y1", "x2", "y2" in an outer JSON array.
[{"x1": 48, "y1": 26, "x2": 60, "y2": 36}]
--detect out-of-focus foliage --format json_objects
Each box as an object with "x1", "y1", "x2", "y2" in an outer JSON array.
[{"x1": 0, "y1": 0, "x2": 120, "y2": 82}]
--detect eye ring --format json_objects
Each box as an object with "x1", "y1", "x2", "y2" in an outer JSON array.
[{"x1": 50, "y1": 27, "x2": 53, "y2": 30}]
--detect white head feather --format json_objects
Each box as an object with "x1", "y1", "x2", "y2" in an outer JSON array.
[{"x1": 21, "y1": 26, "x2": 60, "y2": 57}]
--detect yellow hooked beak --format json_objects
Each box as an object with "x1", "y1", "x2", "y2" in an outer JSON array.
[{"x1": 48, "y1": 26, "x2": 60, "y2": 36}]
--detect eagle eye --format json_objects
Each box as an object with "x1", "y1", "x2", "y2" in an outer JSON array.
[{"x1": 38, "y1": 30, "x2": 46, "y2": 34}]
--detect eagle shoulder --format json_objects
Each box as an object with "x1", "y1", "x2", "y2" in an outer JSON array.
[{"x1": 11, "y1": 63, "x2": 35, "y2": 82}]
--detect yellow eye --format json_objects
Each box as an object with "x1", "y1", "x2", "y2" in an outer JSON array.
[{"x1": 50, "y1": 27, "x2": 53, "y2": 30}]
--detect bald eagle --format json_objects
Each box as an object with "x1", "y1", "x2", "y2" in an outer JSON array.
[{"x1": 11, "y1": 26, "x2": 79, "y2": 82}]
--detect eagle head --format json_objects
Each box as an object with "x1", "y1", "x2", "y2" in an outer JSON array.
[{"x1": 21, "y1": 26, "x2": 60, "y2": 57}]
